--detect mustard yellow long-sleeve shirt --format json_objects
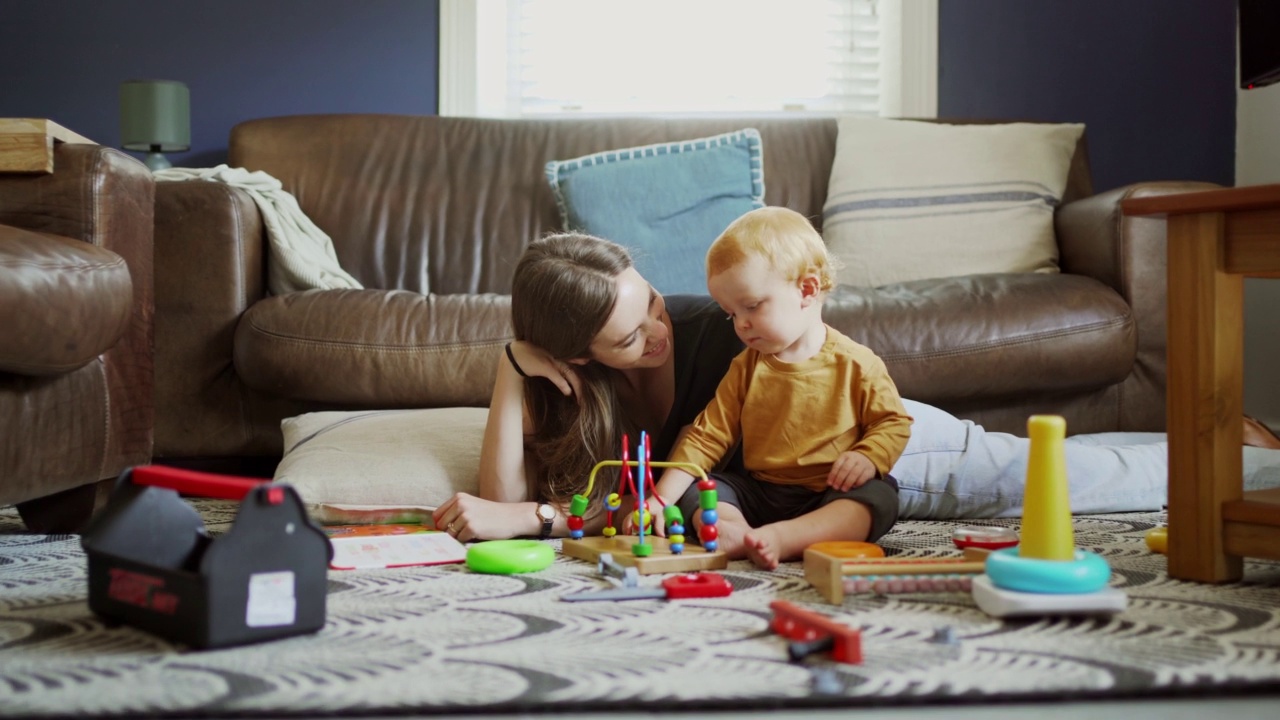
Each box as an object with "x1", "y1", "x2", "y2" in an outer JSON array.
[{"x1": 669, "y1": 325, "x2": 912, "y2": 492}]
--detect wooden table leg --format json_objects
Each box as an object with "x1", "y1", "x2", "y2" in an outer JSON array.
[{"x1": 1165, "y1": 212, "x2": 1245, "y2": 583}]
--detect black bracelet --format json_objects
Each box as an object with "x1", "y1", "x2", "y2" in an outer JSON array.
[{"x1": 505, "y1": 342, "x2": 530, "y2": 378}]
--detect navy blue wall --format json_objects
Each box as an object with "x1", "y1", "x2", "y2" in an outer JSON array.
[
  {"x1": 0, "y1": 0, "x2": 439, "y2": 168},
  {"x1": 938, "y1": 0, "x2": 1236, "y2": 192},
  {"x1": 2, "y1": 1, "x2": 1233, "y2": 190}
]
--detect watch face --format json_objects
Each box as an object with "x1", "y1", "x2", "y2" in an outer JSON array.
[{"x1": 537, "y1": 504, "x2": 555, "y2": 521}]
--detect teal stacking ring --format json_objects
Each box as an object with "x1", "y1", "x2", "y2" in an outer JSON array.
[
  {"x1": 984, "y1": 547, "x2": 1112, "y2": 594},
  {"x1": 466, "y1": 539, "x2": 555, "y2": 575}
]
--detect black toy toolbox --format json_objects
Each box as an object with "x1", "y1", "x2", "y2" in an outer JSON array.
[{"x1": 81, "y1": 465, "x2": 332, "y2": 649}]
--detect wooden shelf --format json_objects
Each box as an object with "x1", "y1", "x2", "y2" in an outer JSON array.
[
  {"x1": 0, "y1": 118, "x2": 97, "y2": 174},
  {"x1": 1223, "y1": 488, "x2": 1280, "y2": 526},
  {"x1": 1122, "y1": 183, "x2": 1280, "y2": 217}
]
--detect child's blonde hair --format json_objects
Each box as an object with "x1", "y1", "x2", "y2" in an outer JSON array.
[{"x1": 706, "y1": 206, "x2": 835, "y2": 291}]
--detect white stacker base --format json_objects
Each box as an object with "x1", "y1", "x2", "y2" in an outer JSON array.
[{"x1": 971, "y1": 575, "x2": 1128, "y2": 617}]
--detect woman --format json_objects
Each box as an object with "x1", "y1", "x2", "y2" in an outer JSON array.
[{"x1": 433, "y1": 233, "x2": 1280, "y2": 548}]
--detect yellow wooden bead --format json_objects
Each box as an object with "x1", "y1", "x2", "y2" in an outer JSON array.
[
  {"x1": 631, "y1": 509, "x2": 651, "y2": 528},
  {"x1": 602, "y1": 526, "x2": 617, "y2": 538}
]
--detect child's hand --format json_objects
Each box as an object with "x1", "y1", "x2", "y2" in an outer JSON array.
[{"x1": 827, "y1": 451, "x2": 876, "y2": 492}]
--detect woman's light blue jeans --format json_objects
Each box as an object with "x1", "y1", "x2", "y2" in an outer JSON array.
[{"x1": 894, "y1": 400, "x2": 1280, "y2": 519}]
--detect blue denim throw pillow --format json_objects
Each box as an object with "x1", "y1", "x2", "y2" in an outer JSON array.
[{"x1": 545, "y1": 129, "x2": 765, "y2": 295}]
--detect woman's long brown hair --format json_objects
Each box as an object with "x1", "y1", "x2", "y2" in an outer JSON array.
[{"x1": 511, "y1": 234, "x2": 638, "y2": 512}]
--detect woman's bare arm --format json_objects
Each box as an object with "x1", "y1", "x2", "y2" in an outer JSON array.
[{"x1": 478, "y1": 350, "x2": 533, "y2": 503}]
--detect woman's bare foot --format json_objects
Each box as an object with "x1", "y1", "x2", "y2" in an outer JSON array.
[
  {"x1": 1243, "y1": 416, "x2": 1280, "y2": 450},
  {"x1": 743, "y1": 526, "x2": 784, "y2": 570}
]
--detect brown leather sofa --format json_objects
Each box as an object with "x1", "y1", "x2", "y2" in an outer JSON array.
[
  {"x1": 1, "y1": 143, "x2": 155, "y2": 530},
  {"x1": 153, "y1": 114, "x2": 1213, "y2": 472}
]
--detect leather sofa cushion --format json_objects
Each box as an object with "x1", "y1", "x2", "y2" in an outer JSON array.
[
  {"x1": 824, "y1": 273, "x2": 1136, "y2": 404},
  {"x1": 232, "y1": 273, "x2": 1131, "y2": 412},
  {"x1": 0, "y1": 224, "x2": 133, "y2": 375},
  {"x1": 233, "y1": 289, "x2": 512, "y2": 407}
]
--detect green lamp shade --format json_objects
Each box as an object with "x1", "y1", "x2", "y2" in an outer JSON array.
[{"x1": 119, "y1": 80, "x2": 190, "y2": 152}]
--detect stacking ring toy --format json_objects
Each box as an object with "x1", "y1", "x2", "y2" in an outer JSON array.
[
  {"x1": 984, "y1": 547, "x2": 1111, "y2": 594},
  {"x1": 807, "y1": 541, "x2": 885, "y2": 559},
  {"x1": 466, "y1": 540, "x2": 555, "y2": 575}
]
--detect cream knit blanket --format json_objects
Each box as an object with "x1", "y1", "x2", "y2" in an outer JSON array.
[{"x1": 155, "y1": 164, "x2": 362, "y2": 295}]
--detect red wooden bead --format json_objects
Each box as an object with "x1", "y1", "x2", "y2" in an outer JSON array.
[
  {"x1": 567, "y1": 515, "x2": 585, "y2": 531},
  {"x1": 699, "y1": 524, "x2": 718, "y2": 542},
  {"x1": 697, "y1": 479, "x2": 716, "y2": 492}
]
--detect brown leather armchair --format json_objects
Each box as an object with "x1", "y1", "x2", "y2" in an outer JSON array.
[{"x1": 0, "y1": 142, "x2": 155, "y2": 532}]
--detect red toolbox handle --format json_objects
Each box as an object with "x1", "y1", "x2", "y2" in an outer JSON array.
[{"x1": 131, "y1": 465, "x2": 268, "y2": 501}]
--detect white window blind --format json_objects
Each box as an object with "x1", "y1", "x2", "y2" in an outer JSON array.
[{"x1": 440, "y1": 0, "x2": 936, "y2": 118}]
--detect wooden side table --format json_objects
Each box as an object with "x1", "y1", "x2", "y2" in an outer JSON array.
[
  {"x1": 0, "y1": 118, "x2": 97, "y2": 173},
  {"x1": 1123, "y1": 184, "x2": 1280, "y2": 582}
]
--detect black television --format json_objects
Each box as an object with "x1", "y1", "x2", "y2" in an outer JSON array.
[{"x1": 1240, "y1": 0, "x2": 1280, "y2": 89}]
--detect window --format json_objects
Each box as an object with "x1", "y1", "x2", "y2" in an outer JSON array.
[{"x1": 440, "y1": 0, "x2": 937, "y2": 118}]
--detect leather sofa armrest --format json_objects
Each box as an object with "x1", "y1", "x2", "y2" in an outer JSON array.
[
  {"x1": 154, "y1": 181, "x2": 267, "y2": 455},
  {"x1": 1056, "y1": 181, "x2": 1221, "y2": 296},
  {"x1": 1056, "y1": 181, "x2": 1221, "y2": 430},
  {"x1": 0, "y1": 225, "x2": 133, "y2": 374}
]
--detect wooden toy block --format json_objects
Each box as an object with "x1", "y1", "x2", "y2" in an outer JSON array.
[{"x1": 561, "y1": 535, "x2": 728, "y2": 575}]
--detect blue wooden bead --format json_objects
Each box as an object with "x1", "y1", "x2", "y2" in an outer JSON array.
[
  {"x1": 570, "y1": 530, "x2": 584, "y2": 539},
  {"x1": 703, "y1": 540, "x2": 718, "y2": 552},
  {"x1": 670, "y1": 543, "x2": 684, "y2": 554},
  {"x1": 701, "y1": 509, "x2": 718, "y2": 526},
  {"x1": 669, "y1": 523, "x2": 684, "y2": 535}
]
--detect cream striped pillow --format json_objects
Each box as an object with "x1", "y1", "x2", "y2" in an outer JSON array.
[{"x1": 822, "y1": 118, "x2": 1085, "y2": 288}]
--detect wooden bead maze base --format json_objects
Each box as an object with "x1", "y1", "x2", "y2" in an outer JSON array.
[{"x1": 562, "y1": 535, "x2": 728, "y2": 575}]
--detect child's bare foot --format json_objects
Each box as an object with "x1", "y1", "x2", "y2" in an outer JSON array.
[
  {"x1": 710, "y1": 517, "x2": 751, "y2": 559},
  {"x1": 743, "y1": 527, "x2": 783, "y2": 570}
]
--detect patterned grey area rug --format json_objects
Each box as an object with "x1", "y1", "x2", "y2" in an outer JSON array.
[{"x1": 3, "y1": 502, "x2": 1280, "y2": 718}]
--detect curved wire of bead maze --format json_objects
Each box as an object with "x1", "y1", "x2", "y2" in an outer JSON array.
[{"x1": 567, "y1": 430, "x2": 720, "y2": 556}]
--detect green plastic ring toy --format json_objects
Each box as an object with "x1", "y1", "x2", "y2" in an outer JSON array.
[{"x1": 466, "y1": 539, "x2": 555, "y2": 575}]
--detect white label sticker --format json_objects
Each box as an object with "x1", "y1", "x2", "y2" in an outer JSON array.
[{"x1": 246, "y1": 571, "x2": 296, "y2": 628}]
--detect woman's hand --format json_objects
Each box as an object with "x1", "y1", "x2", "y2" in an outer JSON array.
[
  {"x1": 507, "y1": 340, "x2": 583, "y2": 398},
  {"x1": 432, "y1": 492, "x2": 532, "y2": 543}
]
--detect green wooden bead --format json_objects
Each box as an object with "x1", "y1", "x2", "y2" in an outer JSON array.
[
  {"x1": 632, "y1": 542, "x2": 654, "y2": 557},
  {"x1": 664, "y1": 505, "x2": 684, "y2": 524},
  {"x1": 570, "y1": 494, "x2": 589, "y2": 516},
  {"x1": 700, "y1": 489, "x2": 718, "y2": 510}
]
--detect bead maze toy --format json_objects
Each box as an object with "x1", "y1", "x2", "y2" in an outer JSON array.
[
  {"x1": 561, "y1": 431, "x2": 728, "y2": 575},
  {"x1": 81, "y1": 465, "x2": 331, "y2": 649},
  {"x1": 970, "y1": 415, "x2": 1128, "y2": 617}
]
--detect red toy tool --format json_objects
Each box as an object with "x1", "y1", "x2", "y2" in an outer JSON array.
[{"x1": 769, "y1": 600, "x2": 862, "y2": 664}]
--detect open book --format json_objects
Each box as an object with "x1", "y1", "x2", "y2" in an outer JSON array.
[{"x1": 324, "y1": 524, "x2": 467, "y2": 570}]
